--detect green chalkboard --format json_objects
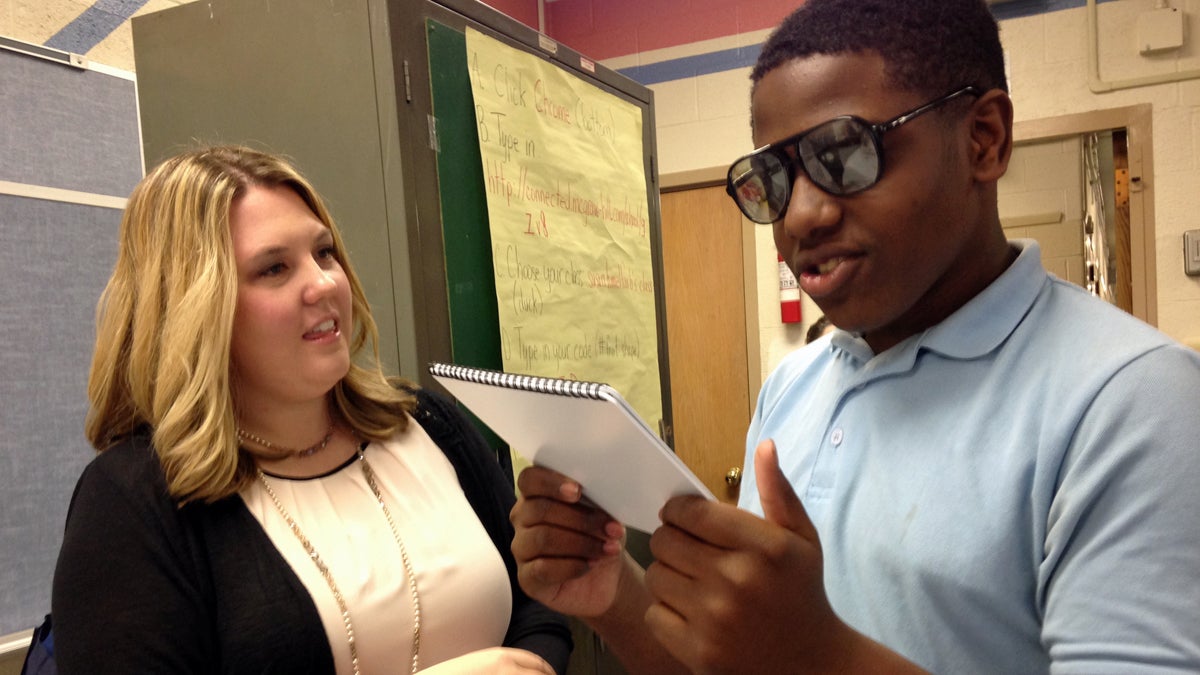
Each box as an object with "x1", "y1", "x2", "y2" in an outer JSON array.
[{"x1": 427, "y1": 19, "x2": 504, "y2": 371}]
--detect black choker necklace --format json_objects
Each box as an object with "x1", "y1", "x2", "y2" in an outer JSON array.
[{"x1": 236, "y1": 425, "x2": 334, "y2": 458}]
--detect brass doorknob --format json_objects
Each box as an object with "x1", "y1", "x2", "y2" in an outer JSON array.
[{"x1": 725, "y1": 467, "x2": 742, "y2": 486}]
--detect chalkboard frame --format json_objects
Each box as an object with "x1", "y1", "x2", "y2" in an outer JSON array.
[{"x1": 386, "y1": 0, "x2": 674, "y2": 446}]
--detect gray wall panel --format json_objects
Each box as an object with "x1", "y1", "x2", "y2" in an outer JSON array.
[
  {"x1": 0, "y1": 48, "x2": 141, "y2": 198},
  {"x1": 0, "y1": 195, "x2": 120, "y2": 635},
  {"x1": 132, "y1": 0, "x2": 407, "y2": 376}
]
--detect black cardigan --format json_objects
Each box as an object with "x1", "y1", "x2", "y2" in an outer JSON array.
[{"x1": 51, "y1": 389, "x2": 571, "y2": 674}]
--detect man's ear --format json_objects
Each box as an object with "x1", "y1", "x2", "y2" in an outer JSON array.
[{"x1": 967, "y1": 89, "x2": 1014, "y2": 183}]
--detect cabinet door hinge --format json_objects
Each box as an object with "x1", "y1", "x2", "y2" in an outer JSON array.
[{"x1": 403, "y1": 59, "x2": 412, "y2": 103}]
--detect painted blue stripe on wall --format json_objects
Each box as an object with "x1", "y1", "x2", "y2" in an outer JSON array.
[
  {"x1": 617, "y1": 0, "x2": 1120, "y2": 86},
  {"x1": 45, "y1": 0, "x2": 151, "y2": 55},
  {"x1": 618, "y1": 44, "x2": 762, "y2": 86},
  {"x1": 987, "y1": 0, "x2": 1113, "y2": 22}
]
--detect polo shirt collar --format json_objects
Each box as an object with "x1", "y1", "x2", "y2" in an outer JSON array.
[
  {"x1": 830, "y1": 239, "x2": 1047, "y2": 363},
  {"x1": 921, "y1": 239, "x2": 1046, "y2": 359}
]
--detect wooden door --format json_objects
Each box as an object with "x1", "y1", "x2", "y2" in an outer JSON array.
[{"x1": 660, "y1": 186, "x2": 754, "y2": 503}]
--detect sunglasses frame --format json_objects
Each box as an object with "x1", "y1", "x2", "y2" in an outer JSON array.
[{"x1": 726, "y1": 86, "x2": 983, "y2": 224}]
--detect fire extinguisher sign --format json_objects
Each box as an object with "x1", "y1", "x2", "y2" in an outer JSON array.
[{"x1": 778, "y1": 254, "x2": 802, "y2": 323}]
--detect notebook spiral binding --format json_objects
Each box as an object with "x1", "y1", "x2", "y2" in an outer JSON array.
[{"x1": 429, "y1": 363, "x2": 606, "y2": 399}]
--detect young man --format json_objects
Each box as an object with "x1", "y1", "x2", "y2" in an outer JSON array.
[{"x1": 510, "y1": 1, "x2": 1200, "y2": 672}]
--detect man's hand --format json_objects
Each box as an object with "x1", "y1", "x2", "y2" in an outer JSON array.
[
  {"x1": 509, "y1": 465, "x2": 627, "y2": 617},
  {"x1": 510, "y1": 465, "x2": 692, "y2": 674},
  {"x1": 643, "y1": 439, "x2": 850, "y2": 674}
]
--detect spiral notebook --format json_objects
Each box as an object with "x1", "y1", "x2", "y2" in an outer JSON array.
[{"x1": 429, "y1": 362, "x2": 715, "y2": 533}]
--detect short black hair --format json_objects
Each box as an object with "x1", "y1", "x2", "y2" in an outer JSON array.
[
  {"x1": 805, "y1": 315, "x2": 832, "y2": 344},
  {"x1": 751, "y1": 0, "x2": 1007, "y2": 97}
]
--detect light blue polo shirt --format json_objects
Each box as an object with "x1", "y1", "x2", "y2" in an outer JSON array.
[{"x1": 740, "y1": 241, "x2": 1200, "y2": 673}]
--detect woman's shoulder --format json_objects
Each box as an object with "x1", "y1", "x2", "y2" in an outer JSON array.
[
  {"x1": 84, "y1": 430, "x2": 163, "y2": 486},
  {"x1": 58, "y1": 430, "x2": 211, "y2": 572},
  {"x1": 399, "y1": 384, "x2": 460, "y2": 435},
  {"x1": 71, "y1": 429, "x2": 183, "y2": 517}
]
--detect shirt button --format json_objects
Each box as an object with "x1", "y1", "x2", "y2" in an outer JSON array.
[{"x1": 830, "y1": 428, "x2": 844, "y2": 446}]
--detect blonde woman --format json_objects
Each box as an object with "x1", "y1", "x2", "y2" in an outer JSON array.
[{"x1": 51, "y1": 145, "x2": 570, "y2": 674}]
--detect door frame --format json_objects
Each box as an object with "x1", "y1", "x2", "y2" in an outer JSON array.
[
  {"x1": 1013, "y1": 104, "x2": 1156, "y2": 325},
  {"x1": 660, "y1": 168, "x2": 762, "y2": 418}
]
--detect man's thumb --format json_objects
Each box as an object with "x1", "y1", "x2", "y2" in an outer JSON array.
[{"x1": 754, "y1": 439, "x2": 818, "y2": 541}]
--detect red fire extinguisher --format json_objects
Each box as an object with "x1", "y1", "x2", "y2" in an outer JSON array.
[{"x1": 778, "y1": 253, "x2": 802, "y2": 323}]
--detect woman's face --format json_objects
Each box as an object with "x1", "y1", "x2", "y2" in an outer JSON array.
[{"x1": 228, "y1": 184, "x2": 352, "y2": 410}]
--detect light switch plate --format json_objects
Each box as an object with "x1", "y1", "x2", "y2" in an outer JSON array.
[{"x1": 1185, "y1": 230, "x2": 1200, "y2": 277}]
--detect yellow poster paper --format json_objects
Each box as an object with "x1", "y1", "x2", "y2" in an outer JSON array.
[{"x1": 465, "y1": 27, "x2": 663, "y2": 430}]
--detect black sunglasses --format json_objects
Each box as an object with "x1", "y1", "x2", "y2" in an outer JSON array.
[{"x1": 726, "y1": 86, "x2": 982, "y2": 224}]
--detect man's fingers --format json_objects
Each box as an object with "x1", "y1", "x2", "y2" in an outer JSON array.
[
  {"x1": 754, "y1": 439, "x2": 818, "y2": 542},
  {"x1": 516, "y1": 465, "x2": 583, "y2": 501},
  {"x1": 511, "y1": 515, "x2": 614, "y2": 562},
  {"x1": 517, "y1": 554, "x2": 593, "y2": 589}
]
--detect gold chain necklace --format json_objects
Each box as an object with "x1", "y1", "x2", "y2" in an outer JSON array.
[
  {"x1": 256, "y1": 448, "x2": 421, "y2": 675},
  {"x1": 238, "y1": 425, "x2": 334, "y2": 458}
]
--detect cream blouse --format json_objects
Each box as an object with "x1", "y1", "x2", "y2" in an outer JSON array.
[{"x1": 240, "y1": 416, "x2": 512, "y2": 674}]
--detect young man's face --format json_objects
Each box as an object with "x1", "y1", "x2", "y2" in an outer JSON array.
[{"x1": 751, "y1": 51, "x2": 998, "y2": 352}]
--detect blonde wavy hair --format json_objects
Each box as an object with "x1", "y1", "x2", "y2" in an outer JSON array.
[{"x1": 86, "y1": 145, "x2": 416, "y2": 503}]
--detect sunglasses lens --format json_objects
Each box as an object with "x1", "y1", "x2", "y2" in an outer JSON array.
[
  {"x1": 728, "y1": 153, "x2": 790, "y2": 223},
  {"x1": 726, "y1": 117, "x2": 885, "y2": 222},
  {"x1": 798, "y1": 118, "x2": 881, "y2": 195}
]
